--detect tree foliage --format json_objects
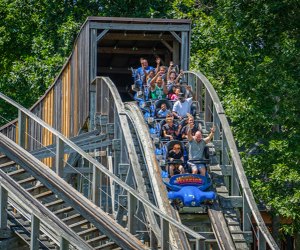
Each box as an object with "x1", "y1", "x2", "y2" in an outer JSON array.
[
  {"x1": 0, "y1": 0, "x2": 171, "y2": 124},
  {"x1": 171, "y1": 0, "x2": 300, "y2": 236}
]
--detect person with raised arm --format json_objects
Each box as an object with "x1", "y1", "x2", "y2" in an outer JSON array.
[
  {"x1": 136, "y1": 58, "x2": 154, "y2": 87},
  {"x1": 149, "y1": 70, "x2": 168, "y2": 100},
  {"x1": 187, "y1": 124, "x2": 215, "y2": 176}
]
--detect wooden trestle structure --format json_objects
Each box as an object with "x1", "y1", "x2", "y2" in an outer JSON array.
[{"x1": 0, "y1": 17, "x2": 278, "y2": 250}]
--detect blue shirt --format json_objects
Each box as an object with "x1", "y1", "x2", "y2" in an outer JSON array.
[
  {"x1": 157, "y1": 109, "x2": 170, "y2": 118},
  {"x1": 136, "y1": 66, "x2": 154, "y2": 82}
]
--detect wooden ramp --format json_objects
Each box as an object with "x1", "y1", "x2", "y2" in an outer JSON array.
[{"x1": 0, "y1": 134, "x2": 146, "y2": 250}]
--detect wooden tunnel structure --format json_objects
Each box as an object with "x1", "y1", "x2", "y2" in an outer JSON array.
[
  {"x1": 0, "y1": 17, "x2": 279, "y2": 250},
  {"x1": 1, "y1": 17, "x2": 191, "y2": 149}
]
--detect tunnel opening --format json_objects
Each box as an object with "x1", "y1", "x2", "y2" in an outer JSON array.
[{"x1": 96, "y1": 29, "x2": 180, "y2": 101}]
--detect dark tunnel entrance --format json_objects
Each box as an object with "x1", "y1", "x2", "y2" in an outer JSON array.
[
  {"x1": 96, "y1": 29, "x2": 182, "y2": 101},
  {"x1": 96, "y1": 19, "x2": 190, "y2": 101}
]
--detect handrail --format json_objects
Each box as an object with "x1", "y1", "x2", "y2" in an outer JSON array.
[
  {"x1": 0, "y1": 87, "x2": 205, "y2": 244},
  {"x1": 185, "y1": 71, "x2": 279, "y2": 249},
  {"x1": 0, "y1": 132, "x2": 147, "y2": 250},
  {"x1": 0, "y1": 171, "x2": 93, "y2": 250}
]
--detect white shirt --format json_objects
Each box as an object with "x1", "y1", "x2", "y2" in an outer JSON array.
[{"x1": 172, "y1": 97, "x2": 193, "y2": 117}]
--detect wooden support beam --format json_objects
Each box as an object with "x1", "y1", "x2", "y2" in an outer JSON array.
[
  {"x1": 213, "y1": 106, "x2": 221, "y2": 140},
  {"x1": 98, "y1": 47, "x2": 167, "y2": 55},
  {"x1": 96, "y1": 29, "x2": 109, "y2": 42},
  {"x1": 128, "y1": 192, "x2": 137, "y2": 234},
  {"x1": 108, "y1": 156, "x2": 115, "y2": 214},
  {"x1": 150, "y1": 229, "x2": 158, "y2": 250},
  {"x1": 195, "y1": 239, "x2": 205, "y2": 250},
  {"x1": 92, "y1": 165, "x2": 101, "y2": 207},
  {"x1": 112, "y1": 139, "x2": 121, "y2": 151},
  {"x1": 64, "y1": 166, "x2": 92, "y2": 174},
  {"x1": 90, "y1": 22, "x2": 190, "y2": 32},
  {"x1": 90, "y1": 28, "x2": 97, "y2": 81},
  {"x1": 56, "y1": 137, "x2": 64, "y2": 177},
  {"x1": 258, "y1": 229, "x2": 266, "y2": 250},
  {"x1": 160, "y1": 40, "x2": 174, "y2": 53},
  {"x1": 160, "y1": 217, "x2": 169, "y2": 250},
  {"x1": 102, "y1": 33, "x2": 174, "y2": 41},
  {"x1": 219, "y1": 195, "x2": 243, "y2": 208},
  {"x1": 243, "y1": 192, "x2": 251, "y2": 232},
  {"x1": 0, "y1": 186, "x2": 8, "y2": 230},
  {"x1": 231, "y1": 165, "x2": 240, "y2": 196},
  {"x1": 205, "y1": 88, "x2": 212, "y2": 123},
  {"x1": 33, "y1": 140, "x2": 112, "y2": 159},
  {"x1": 170, "y1": 31, "x2": 182, "y2": 43},
  {"x1": 221, "y1": 164, "x2": 233, "y2": 176},
  {"x1": 30, "y1": 214, "x2": 40, "y2": 250},
  {"x1": 222, "y1": 132, "x2": 230, "y2": 189},
  {"x1": 90, "y1": 84, "x2": 96, "y2": 131},
  {"x1": 181, "y1": 31, "x2": 189, "y2": 70},
  {"x1": 18, "y1": 110, "x2": 26, "y2": 148},
  {"x1": 173, "y1": 40, "x2": 180, "y2": 65},
  {"x1": 106, "y1": 123, "x2": 115, "y2": 135},
  {"x1": 60, "y1": 236, "x2": 70, "y2": 250}
]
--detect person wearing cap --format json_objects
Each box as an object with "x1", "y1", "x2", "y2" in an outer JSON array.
[
  {"x1": 187, "y1": 124, "x2": 215, "y2": 176},
  {"x1": 172, "y1": 92, "x2": 193, "y2": 120}
]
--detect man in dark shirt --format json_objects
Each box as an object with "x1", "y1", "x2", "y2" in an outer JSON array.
[
  {"x1": 162, "y1": 115, "x2": 180, "y2": 140},
  {"x1": 181, "y1": 116, "x2": 202, "y2": 139}
]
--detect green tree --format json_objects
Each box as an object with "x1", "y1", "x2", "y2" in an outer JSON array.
[
  {"x1": 0, "y1": 0, "x2": 173, "y2": 125},
  {"x1": 171, "y1": 0, "x2": 300, "y2": 238}
]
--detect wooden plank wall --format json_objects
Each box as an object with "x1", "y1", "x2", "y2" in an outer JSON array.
[
  {"x1": 0, "y1": 23, "x2": 91, "y2": 167},
  {"x1": 42, "y1": 89, "x2": 54, "y2": 167}
]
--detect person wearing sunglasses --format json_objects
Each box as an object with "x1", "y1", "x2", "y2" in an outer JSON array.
[{"x1": 168, "y1": 143, "x2": 185, "y2": 177}]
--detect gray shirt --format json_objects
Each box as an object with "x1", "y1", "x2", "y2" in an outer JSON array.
[{"x1": 188, "y1": 139, "x2": 206, "y2": 160}]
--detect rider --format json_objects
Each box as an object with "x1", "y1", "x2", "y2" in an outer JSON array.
[
  {"x1": 187, "y1": 124, "x2": 215, "y2": 176},
  {"x1": 168, "y1": 143, "x2": 185, "y2": 177},
  {"x1": 136, "y1": 58, "x2": 154, "y2": 88}
]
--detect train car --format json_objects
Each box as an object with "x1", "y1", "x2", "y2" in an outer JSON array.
[{"x1": 131, "y1": 72, "x2": 216, "y2": 208}]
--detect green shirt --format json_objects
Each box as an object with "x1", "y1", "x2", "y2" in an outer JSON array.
[{"x1": 150, "y1": 85, "x2": 166, "y2": 100}]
